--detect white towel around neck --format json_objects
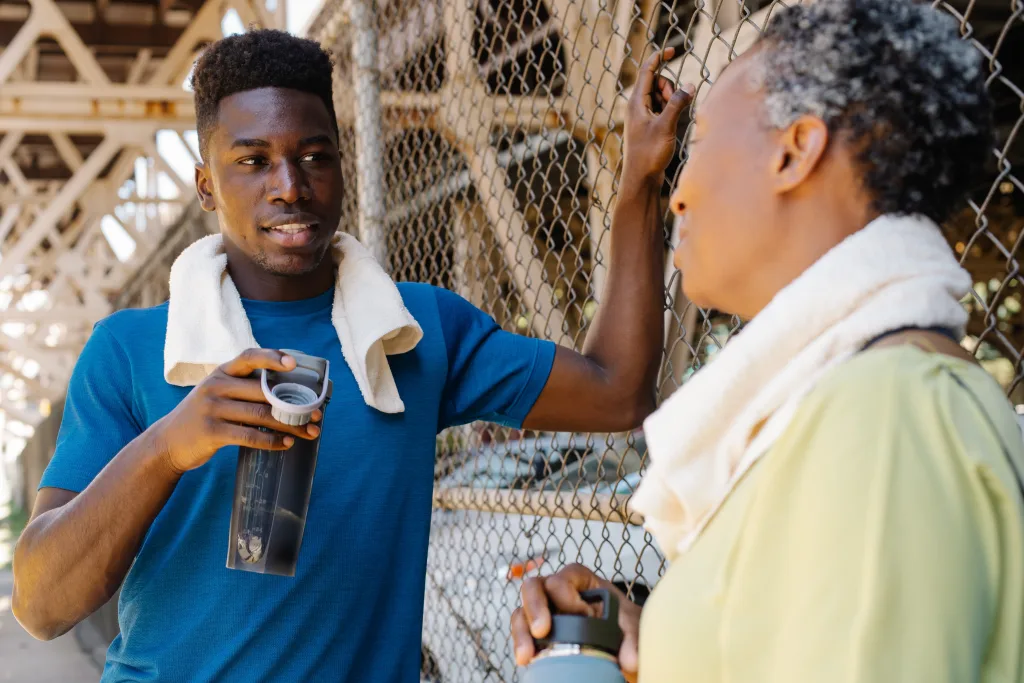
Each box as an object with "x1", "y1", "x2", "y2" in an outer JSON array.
[
  {"x1": 164, "y1": 232, "x2": 423, "y2": 414},
  {"x1": 632, "y1": 214, "x2": 972, "y2": 561}
]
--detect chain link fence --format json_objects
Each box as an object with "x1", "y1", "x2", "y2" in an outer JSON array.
[{"x1": 303, "y1": 0, "x2": 1024, "y2": 681}]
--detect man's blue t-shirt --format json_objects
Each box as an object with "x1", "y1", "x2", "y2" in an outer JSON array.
[{"x1": 41, "y1": 283, "x2": 555, "y2": 682}]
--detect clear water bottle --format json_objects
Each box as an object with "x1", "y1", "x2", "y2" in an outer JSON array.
[
  {"x1": 521, "y1": 588, "x2": 626, "y2": 683},
  {"x1": 226, "y1": 350, "x2": 331, "y2": 577}
]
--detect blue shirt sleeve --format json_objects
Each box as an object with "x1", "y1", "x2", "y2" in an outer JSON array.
[
  {"x1": 39, "y1": 322, "x2": 143, "y2": 492},
  {"x1": 432, "y1": 287, "x2": 556, "y2": 430}
]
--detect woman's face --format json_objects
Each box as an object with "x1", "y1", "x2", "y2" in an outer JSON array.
[{"x1": 669, "y1": 55, "x2": 784, "y2": 317}]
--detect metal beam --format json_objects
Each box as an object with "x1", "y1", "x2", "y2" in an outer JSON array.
[
  {"x1": 20, "y1": 45, "x2": 39, "y2": 82},
  {"x1": 273, "y1": 0, "x2": 287, "y2": 33},
  {"x1": 439, "y1": 0, "x2": 568, "y2": 342},
  {"x1": 0, "y1": 182, "x2": 56, "y2": 205},
  {"x1": 0, "y1": 115, "x2": 195, "y2": 134},
  {"x1": 0, "y1": 205, "x2": 22, "y2": 246},
  {"x1": 176, "y1": 130, "x2": 200, "y2": 164},
  {"x1": 0, "y1": 306, "x2": 109, "y2": 324},
  {"x1": 125, "y1": 48, "x2": 153, "y2": 85},
  {"x1": 148, "y1": 0, "x2": 225, "y2": 86},
  {"x1": 1, "y1": 159, "x2": 31, "y2": 196},
  {"x1": 0, "y1": 136, "x2": 122, "y2": 278},
  {"x1": 551, "y1": 0, "x2": 636, "y2": 303},
  {"x1": 0, "y1": 132, "x2": 25, "y2": 168},
  {"x1": 478, "y1": 19, "x2": 557, "y2": 78},
  {"x1": 28, "y1": 0, "x2": 111, "y2": 86},
  {"x1": 0, "y1": 20, "x2": 187, "y2": 49},
  {"x1": 714, "y1": 0, "x2": 744, "y2": 30},
  {"x1": 0, "y1": 130, "x2": 32, "y2": 198},
  {"x1": 48, "y1": 144, "x2": 144, "y2": 264},
  {"x1": 433, "y1": 487, "x2": 642, "y2": 526},
  {"x1": 48, "y1": 132, "x2": 84, "y2": 173},
  {"x1": 142, "y1": 141, "x2": 189, "y2": 195},
  {"x1": 0, "y1": 83, "x2": 196, "y2": 130},
  {"x1": 225, "y1": 0, "x2": 266, "y2": 32},
  {"x1": 0, "y1": 82, "x2": 198, "y2": 101},
  {"x1": 0, "y1": 13, "x2": 41, "y2": 85},
  {"x1": 376, "y1": 0, "x2": 441, "y2": 75}
]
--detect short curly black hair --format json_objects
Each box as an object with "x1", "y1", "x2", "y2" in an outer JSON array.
[
  {"x1": 190, "y1": 29, "x2": 337, "y2": 160},
  {"x1": 755, "y1": 0, "x2": 994, "y2": 224}
]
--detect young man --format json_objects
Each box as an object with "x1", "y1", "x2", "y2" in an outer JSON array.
[{"x1": 11, "y1": 30, "x2": 691, "y2": 681}]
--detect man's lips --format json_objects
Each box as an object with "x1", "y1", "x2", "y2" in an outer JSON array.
[{"x1": 260, "y1": 215, "x2": 321, "y2": 248}]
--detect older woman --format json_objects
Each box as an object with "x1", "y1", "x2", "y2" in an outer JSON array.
[{"x1": 512, "y1": 1, "x2": 1024, "y2": 682}]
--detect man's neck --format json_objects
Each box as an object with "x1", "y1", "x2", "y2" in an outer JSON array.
[{"x1": 226, "y1": 254, "x2": 335, "y2": 302}]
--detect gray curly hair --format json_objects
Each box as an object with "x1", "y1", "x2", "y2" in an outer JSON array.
[{"x1": 753, "y1": 0, "x2": 993, "y2": 223}]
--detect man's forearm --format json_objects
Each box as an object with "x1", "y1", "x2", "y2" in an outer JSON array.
[
  {"x1": 584, "y1": 171, "x2": 665, "y2": 413},
  {"x1": 523, "y1": 172, "x2": 665, "y2": 433},
  {"x1": 521, "y1": 58, "x2": 686, "y2": 433},
  {"x1": 12, "y1": 428, "x2": 180, "y2": 640}
]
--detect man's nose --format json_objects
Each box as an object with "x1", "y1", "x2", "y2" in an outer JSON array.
[{"x1": 268, "y1": 160, "x2": 310, "y2": 204}]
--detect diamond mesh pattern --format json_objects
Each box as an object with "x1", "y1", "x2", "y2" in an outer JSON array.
[{"x1": 310, "y1": 2, "x2": 1024, "y2": 680}]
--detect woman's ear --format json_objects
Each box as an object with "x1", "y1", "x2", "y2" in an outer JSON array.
[{"x1": 770, "y1": 115, "x2": 829, "y2": 195}]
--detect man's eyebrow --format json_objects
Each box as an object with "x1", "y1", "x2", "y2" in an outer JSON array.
[
  {"x1": 231, "y1": 138, "x2": 269, "y2": 149},
  {"x1": 300, "y1": 134, "x2": 334, "y2": 146}
]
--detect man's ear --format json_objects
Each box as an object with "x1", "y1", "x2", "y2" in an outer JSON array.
[
  {"x1": 195, "y1": 163, "x2": 216, "y2": 212},
  {"x1": 769, "y1": 115, "x2": 829, "y2": 195}
]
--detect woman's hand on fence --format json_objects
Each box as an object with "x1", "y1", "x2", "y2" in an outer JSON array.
[
  {"x1": 511, "y1": 563, "x2": 643, "y2": 681},
  {"x1": 623, "y1": 47, "x2": 695, "y2": 183}
]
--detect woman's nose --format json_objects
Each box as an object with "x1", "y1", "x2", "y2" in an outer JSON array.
[{"x1": 670, "y1": 185, "x2": 686, "y2": 217}]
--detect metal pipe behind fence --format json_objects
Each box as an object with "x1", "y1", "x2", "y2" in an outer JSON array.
[
  {"x1": 432, "y1": 487, "x2": 645, "y2": 526},
  {"x1": 350, "y1": 0, "x2": 388, "y2": 266}
]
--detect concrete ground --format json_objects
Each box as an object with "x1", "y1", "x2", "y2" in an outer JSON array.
[
  {"x1": 0, "y1": 469, "x2": 99, "y2": 682},
  {"x1": 0, "y1": 570, "x2": 100, "y2": 682}
]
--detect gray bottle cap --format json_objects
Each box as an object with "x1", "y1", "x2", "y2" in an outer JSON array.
[{"x1": 261, "y1": 351, "x2": 331, "y2": 426}]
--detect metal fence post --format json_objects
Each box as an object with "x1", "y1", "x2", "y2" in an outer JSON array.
[{"x1": 349, "y1": 0, "x2": 388, "y2": 266}]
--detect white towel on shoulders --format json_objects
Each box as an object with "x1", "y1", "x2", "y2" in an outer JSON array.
[
  {"x1": 632, "y1": 214, "x2": 972, "y2": 560},
  {"x1": 164, "y1": 232, "x2": 423, "y2": 414}
]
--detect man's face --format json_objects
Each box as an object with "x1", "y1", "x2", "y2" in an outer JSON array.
[
  {"x1": 196, "y1": 87, "x2": 343, "y2": 277},
  {"x1": 669, "y1": 55, "x2": 781, "y2": 315}
]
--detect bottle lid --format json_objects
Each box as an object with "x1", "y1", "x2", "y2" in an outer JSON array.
[
  {"x1": 261, "y1": 350, "x2": 331, "y2": 426},
  {"x1": 538, "y1": 588, "x2": 623, "y2": 656}
]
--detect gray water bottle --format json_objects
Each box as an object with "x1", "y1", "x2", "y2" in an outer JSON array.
[
  {"x1": 522, "y1": 588, "x2": 626, "y2": 683},
  {"x1": 226, "y1": 349, "x2": 331, "y2": 577}
]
